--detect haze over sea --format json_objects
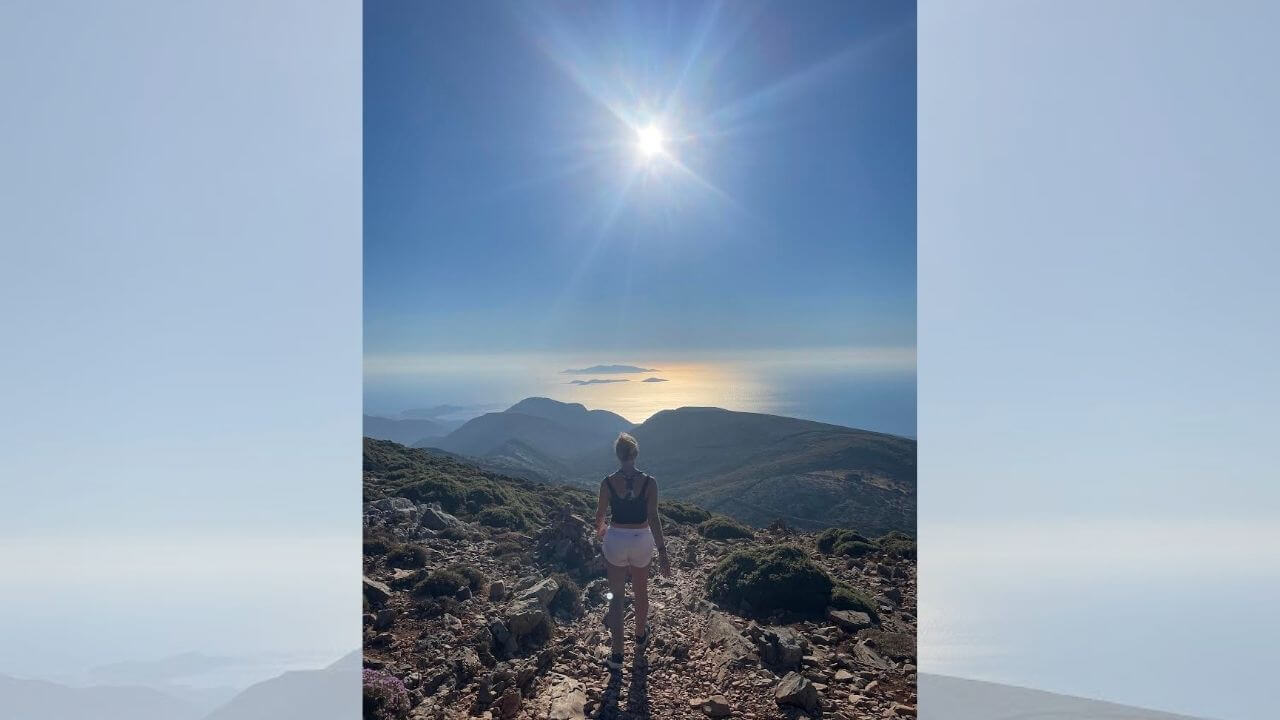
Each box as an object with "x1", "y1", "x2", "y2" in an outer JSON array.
[{"x1": 364, "y1": 347, "x2": 916, "y2": 438}]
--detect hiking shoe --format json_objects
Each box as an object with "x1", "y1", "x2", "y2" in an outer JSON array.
[{"x1": 605, "y1": 653, "x2": 624, "y2": 670}]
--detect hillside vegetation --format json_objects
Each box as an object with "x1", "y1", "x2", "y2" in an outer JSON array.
[{"x1": 418, "y1": 399, "x2": 916, "y2": 534}]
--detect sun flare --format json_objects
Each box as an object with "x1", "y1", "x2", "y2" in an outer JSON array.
[{"x1": 636, "y1": 123, "x2": 666, "y2": 159}]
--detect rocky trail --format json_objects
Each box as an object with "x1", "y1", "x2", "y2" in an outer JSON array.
[
  {"x1": 363, "y1": 495, "x2": 916, "y2": 720},
  {"x1": 360, "y1": 441, "x2": 915, "y2": 720}
]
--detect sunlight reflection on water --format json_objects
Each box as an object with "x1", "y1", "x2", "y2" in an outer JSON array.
[{"x1": 364, "y1": 348, "x2": 916, "y2": 434}]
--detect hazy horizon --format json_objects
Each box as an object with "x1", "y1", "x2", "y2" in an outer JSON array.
[{"x1": 364, "y1": 347, "x2": 916, "y2": 436}]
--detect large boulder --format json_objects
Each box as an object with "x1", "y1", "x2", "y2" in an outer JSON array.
[
  {"x1": 751, "y1": 625, "x2": 808, "y2": 671},
  {"x1": 363, "y1": 497, "x2": 421, "y2": 536},
  {"x1": 696, "y1": 695, "x2": 731, "y2": 717},
  {"x1": 516, "y1": 577, "x2": 560, "y2": 607},
  {"x1": 505, "y1": 598, "x2": 552, "y2": 647},
  {"x1": 420, "y1": 505, "x2": 463, "y2": 531},
  {"x1": 536, "y1": 510, "x2": 602, "y2": 576},
  {"x1": 827, "y1": 608, "x2": 873, "y2": 633},
  {"x1": 489, "y1": 619, "x2": 518, "y2": 657},
  {"x1": 774, "y1": 672, "x2": 819, "y2": 712},
  {"x1": 363, "y1": 576, "x2": 392, "y2": 605},
  {"x1": 852, "y1": 640, "x2": 893, "y2": 670},
  {"x1": 536, "y1": 673, "x2": 587, "y2": 720},
  {"x1": 703, "y1": 611, "x2": 758, "y2": 669},
  {"x1": 371, "y1": 497, "x2": 416, "y2": 514}
]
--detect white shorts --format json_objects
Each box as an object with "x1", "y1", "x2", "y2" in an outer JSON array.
[{"x1": 602, "y1": 526, "x2": 656, "y2": 568}]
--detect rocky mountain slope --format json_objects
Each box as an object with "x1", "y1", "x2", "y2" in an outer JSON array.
[
  {"x1": 585, "y1": 408, "x2": 915, "y2": 535},
  {"x1": 419, "y1": 399, "x2": 915, "y2": 535},
  {"x1": 363, "y1": 440, "x2": 916, "y2": 719},
  {"x1": 430, "y1": 399, "x2": 633, "y2": 462},
  {"x1": 505, "y1": 398, "x2": 634, "y2": 438}
]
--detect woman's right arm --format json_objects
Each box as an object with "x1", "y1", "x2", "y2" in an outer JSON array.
[{"x1": 594, "y1": 480, "x2": 609, "y2": 538}]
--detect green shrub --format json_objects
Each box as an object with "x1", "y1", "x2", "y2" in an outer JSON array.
[
  {"x1": 492, "y1": 540, "x2": 525, "y2": 557},
  {"x1": 877, "y1": 532, "x2": 916, "y2": 559},
  {"x1": 698, "y1": 517, "x2": 755, "y2": 540},
  {"x1": 833, "y1": 540, "x2": 878, "y2": 558},
  {"x1": 817, "y1": 528, "x2": 868, "y2": 555},
  {"x1": 387, "y1": 543, "x2": 428, "y2": 568},
  {"x1": 549, "y1": 573, "x2": 582, "y2": 618},
  {"x1": 413, "y1": 569, "x2": 467, "y2": 597},
  {"x1": 831, "y1": 584, "x2": 879, "y2": 621},
  {"x1": 448, "y1": 563, "x2": 487, "y2": 592},
  {"x1": 705, "y1": 545, "x2": 833, "y2": 618},
  {"x1": 363, "y1": 535, "x2": 391, "y2": 556},
  {"x1": 439, "y1": 525, "x2": 470, "y2": 541},
  {"x1": 396, "y1": 476, "x2": 466, "y2": 514},
  {"x1": 661, "y1": 501, "x2": 712, "y2": 526},
  {"x1": 477, "y1": 507, "x2": 525, "y2": 529},
  {"x1": 465, "y1": 486, "x2": 499, "y2": 509}
]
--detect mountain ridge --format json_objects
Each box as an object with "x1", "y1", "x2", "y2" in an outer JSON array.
[{"x1": 423, "y1": 398, "x2": 915, "y2": 534}]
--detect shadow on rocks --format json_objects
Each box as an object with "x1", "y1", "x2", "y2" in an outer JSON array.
[{"x1": 591, "y1": 645, "x2": 650, "y2": 719}]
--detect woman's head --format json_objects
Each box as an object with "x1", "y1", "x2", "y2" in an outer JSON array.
[{"x1": 615, "y1": 432, "x2": 639, "y2": 463}]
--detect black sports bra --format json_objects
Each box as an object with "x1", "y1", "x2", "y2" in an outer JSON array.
[{"x1": 606, "y1": 472, "x2": 651, "y2": 525}]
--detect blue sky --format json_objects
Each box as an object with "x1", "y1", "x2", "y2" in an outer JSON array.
[{"x1": 364, "y1": 1, "x2": 915, "y2": 356}]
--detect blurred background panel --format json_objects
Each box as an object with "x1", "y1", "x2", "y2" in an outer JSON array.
[
  {"x1": 919, "y1": 2, "x2": 1280, "y2": 719},
  {"x1": 0, "y1": 1, "x2": 360, "y2": 718}
]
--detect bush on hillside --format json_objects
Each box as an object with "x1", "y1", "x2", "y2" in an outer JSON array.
[
  {"x1": 448, "y1": 563, "x2": 487, "y2": 592},
  {"x1": 387, "y1": 543, "x2": 428, "y2": 568},
  {"x1": 816, "y1": 528, "x2": 869, "y2": 555},
  {"x1": 705, "y1": 545, "x2": 834, "y2": 618},
  {"x1": 413, "y1": 569, "x2": 467, "y2": 597},
  {"x1": 363, "y1": 535, "x2": 392, "y2": 556},
  {"x1": 395, "y1": 475, "x2": 468, "y2": 514},
  {"x1": 477, "y1": 507, "x2": 526, "y2": 529},
  {"x1": 660, "y1": 501, "x2": 712, "y2": 526},
  {"x1": 876, "y1": 531, "x2": 916, "y2": 559},
  {"x1": 363, "y1": 669, "x2": 409, "y2": 720},
  {"x1": 549, "y1": 573, "x2": 583, "y2": 618},
  {"x1": 831, "y1": 584, "x2": 879, "y2": 621},
  {"x1": 698, "y1": 517, "x2": 755, "y2": 540},
  {"x1": 836, "y1": 540, "x2": 879, "y2": 557},
  {"x1": 492, "y1": 540, "x2": 526, "y2": 557},
  {"x1": 464, "y1": 486, "x2": 500, "y2": 513},
  {"x1": 439, "y1": 525, "x2": 473, "y2": 541}
]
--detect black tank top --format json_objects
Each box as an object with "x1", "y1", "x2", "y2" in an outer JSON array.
[{"x1": 606, "y1": 472, "x2": 651, "y2": 525}]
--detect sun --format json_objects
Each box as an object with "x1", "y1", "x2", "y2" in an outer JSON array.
[{"x1": 636, "y1": 123, "x2": 666, "y2": 160}]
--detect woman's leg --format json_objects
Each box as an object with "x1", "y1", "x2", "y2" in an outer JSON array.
[
  {"x1": 605, "y1": 561, "x2": 627, "y2": 656},
  {"x1": 629, "y1": 563, "x2": 649, "y2": 639}
]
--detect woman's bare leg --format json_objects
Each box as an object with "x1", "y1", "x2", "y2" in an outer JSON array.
[
  {"x1": 629, "y1": 564, "x2": 649, "y2": 639},
  {"x1": 605, "y1": 561, "x2": 627, "y2": 656}
]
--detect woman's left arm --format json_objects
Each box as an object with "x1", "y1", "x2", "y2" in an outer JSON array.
[{"x1": 647, "y1": 478, "x2": 671, "y2": 575}]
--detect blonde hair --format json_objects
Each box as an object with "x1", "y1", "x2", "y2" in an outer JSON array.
[{"x1": 615, "y1": 432, "x2": 639, "y2": 461}]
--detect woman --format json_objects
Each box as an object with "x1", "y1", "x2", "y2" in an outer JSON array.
[{"x1": 595, "y1": 432, "x2": 671, "y2": 670}]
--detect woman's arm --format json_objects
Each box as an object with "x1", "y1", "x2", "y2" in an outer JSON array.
[
  {"x1": 594, "y1": 480, "x2": 609, "y2": 539},
  {"x1": 647, "y1": 478, "x2": 671, "y2": 575}
]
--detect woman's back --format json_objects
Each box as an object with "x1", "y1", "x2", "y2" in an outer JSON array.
[{"x1": 604, "y1": 470, "x2": 652, "y2": 526}]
